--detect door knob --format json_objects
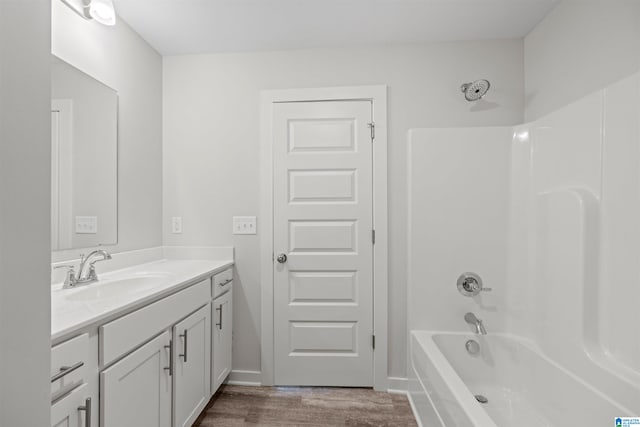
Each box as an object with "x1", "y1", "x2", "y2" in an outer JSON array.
[{"x1": 276, "y1": 253, "x2": 287, "y2": 264}]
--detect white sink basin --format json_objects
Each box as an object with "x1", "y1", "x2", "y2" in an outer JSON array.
[{"x1": 65, "y1": 275, "x2": 167, "y2": 301}]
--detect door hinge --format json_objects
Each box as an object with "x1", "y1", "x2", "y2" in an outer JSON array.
[
  {"x1": 368, "y1": 122, "x2": 375, "y2": 141},
  {"x1": 372, "y1": 334, "x2": 376, "y2": 349},
  {"x1": 372, "y1": 229, "x2": 376, "y2": 245}
]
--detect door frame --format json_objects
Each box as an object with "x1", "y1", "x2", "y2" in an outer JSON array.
[{"x1": 259, "y1": 86, "x2": 388, "y2": 391}]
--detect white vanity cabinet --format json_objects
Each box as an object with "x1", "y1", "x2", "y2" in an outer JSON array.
[
  {"x1": 52, "y1": 260, "x2": 234, "y2": 427},
  {"x1": 173, "y1": 304, "x2": 211, "y2": 427},
  {"x1": 99, "y1": 279, "x2": 211, "y2": 427},
  {"x1": 211, "y1": 268, "x2": 233, "y2": 393},
  {"x1": 51, "y1": 383, "x2": 92, "y2": 427},
  {"x1": 212, "y1": 290, "x2": 233, "y2": 392},
  {"x1": 100, "y1": 332, "x2": 172, "y2": 427},
  {"x1": 51, "y1": 333, "x2": 96, "y2": 427}
]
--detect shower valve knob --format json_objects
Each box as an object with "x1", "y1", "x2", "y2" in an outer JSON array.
[{"x1": 457, "y1": 273, "x2": 490, "y2": 297}]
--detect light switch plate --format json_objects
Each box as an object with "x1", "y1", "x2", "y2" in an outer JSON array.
[
  {"x1": 171, "y1": 217, "x2": 182, "y2": 234},
  {"x1": 75, "y1": 216, "x2": 98, "y2": 234},
  {"x1": 233, "y1": 216, "x2": 257, "y2": 235}
]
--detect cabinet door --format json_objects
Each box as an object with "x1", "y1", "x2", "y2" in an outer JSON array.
[
  {"x1": 212, "y1": 290, "x2": 233, "y2": 392},
  {"x1": 173, "y1": 304, "x2": 211, "y2": 427},
  {"x1": 51, "y1": 383, "x2": 91, "y2": 427},
  {"x1": 101, "y1": 332, "x2": 171, "y2": 427}
]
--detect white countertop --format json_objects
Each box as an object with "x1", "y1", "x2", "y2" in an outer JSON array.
[{"x1": 51, "y1": 258, "x2": 233, "y2": 342}]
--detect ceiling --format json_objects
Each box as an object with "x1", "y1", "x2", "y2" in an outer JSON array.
[{"x1": 113, "y1": 0, "x2": 559, "y2": 55}]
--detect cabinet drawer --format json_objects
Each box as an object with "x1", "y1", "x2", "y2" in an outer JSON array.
[
  {"x1": 51, "y1": 334, "x2": 88, "y2": 401},
  {"x1": 213, "y1": 268, "x2": 232, "y2": 298},
  {"x1": 100, "y1": 279, "x2": 211, "y2": 367}
]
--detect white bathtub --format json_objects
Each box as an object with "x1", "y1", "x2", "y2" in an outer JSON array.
[{"x1": 408, "y1": 331, "x2": 632, "y2": 427}]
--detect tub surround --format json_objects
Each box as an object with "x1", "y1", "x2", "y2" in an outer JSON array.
[{"x1": 407, "y1": 71, "x2": 640, "y2": 425}]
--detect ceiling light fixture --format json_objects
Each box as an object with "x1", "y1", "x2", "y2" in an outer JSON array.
[
  {"x1": 89, "y1": 0, "x2": 116, "y2": 26},
  {"x1": 60, "y1": 0, "x2": 117, "y2": 26}
]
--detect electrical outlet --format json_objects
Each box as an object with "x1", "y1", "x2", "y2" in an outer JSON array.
[
  {"x1": 233, "y1": 216, "x2": 257, "y2": 235},
  {"x1": 75, "y1": 216, "x2": 98, "y2": 234},
  {"x1": 171, "y1": 217, "x2": 182, "y2": 234}
]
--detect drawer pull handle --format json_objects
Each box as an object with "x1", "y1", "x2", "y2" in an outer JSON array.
[
  {"x1": 77, "y1": 397, "x2": 91, "y2": 427},
  {"x1": 216, "y1": 304, "x2": 223, "y2": 330},
  {"x1": 164, "y1": 341, "x2": 173, "y2": 376},
  {"x1": 179, "y1": 329, "x2": 188, "y2": 363},
  {"x1": 218, "y1": 278, "x2": 232, "y2": 286},
  {"x1": 51, "y1": 361, "x2": 84, "y2": 383}
]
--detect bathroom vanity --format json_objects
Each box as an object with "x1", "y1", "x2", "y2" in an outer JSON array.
[{"x1": 50, "y1": 258, "x2": 233, "y2": 427}]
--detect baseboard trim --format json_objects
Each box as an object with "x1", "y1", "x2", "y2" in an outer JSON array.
[
  {"x1": 226, "y1": 372, "x2": 406, "y2": 392},
  {"x1": 227, "y1": 370, "x2": 262, "y2": 386},
  {"x1": 387, "y1": 376, "x2": 408, "y2": 394}
]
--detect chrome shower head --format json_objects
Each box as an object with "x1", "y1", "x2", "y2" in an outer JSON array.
[{"x1": 461, "y1": 79, "x2": 491, "y2": 101}]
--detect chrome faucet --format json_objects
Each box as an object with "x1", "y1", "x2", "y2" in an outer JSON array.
[
  {"x1": 464, "y1": 312, "x2": 487, "y2": 335},
  {"x1": 77, "y1": 250, "x2": 112, "y2": 283},
  {"x1": 55, "y1": 250, "x2": 112, "y2": 289}
]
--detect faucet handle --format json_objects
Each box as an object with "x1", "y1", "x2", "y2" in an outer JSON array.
[
  {"x1": 54, "y1": 264, "x2": 77, "y2": 288},
  {"x1": 86, "y1": 264, "x2": 98, "y2": 281}
]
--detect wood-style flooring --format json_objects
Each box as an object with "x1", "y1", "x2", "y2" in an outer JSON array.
[{"x1": 195, "y1": 385, "x2": 418, "y2": 427}]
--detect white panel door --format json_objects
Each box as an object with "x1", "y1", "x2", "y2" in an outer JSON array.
[
  {"x1": 273, "y1": 100, "x2": 374, "y2": 386},
  {"x1": 101, "y1": 332, "x2": 171, "y2": 427},
  {"x1": 173, "y1": 304, "x2": 211, "y2": 427}
]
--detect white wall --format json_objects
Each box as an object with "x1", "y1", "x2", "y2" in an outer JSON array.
[
  {"x1": 524, "y1": 0, "x2": 640, "y2": 121},
  {"x1": 0, "y1": 0, "x2": 51, "y2": 425},
  {"x1": 163, "y1": 41, "x2": 524, "y2": 378},
  {"x1": 407, "y1": 128, "x2": 511, "y2": 335},
  {"x1": 51, "y1": 0, "x2": 163, "y2": 261}
]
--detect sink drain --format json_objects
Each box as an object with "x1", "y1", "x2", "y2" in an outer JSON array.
[{"x1": 475, "y1": 394, "x2": 488, "y2": 404}]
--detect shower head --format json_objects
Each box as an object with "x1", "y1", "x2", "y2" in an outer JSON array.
[{"x1": 461, "y1": 79, "x2": 491, "y2": 102}]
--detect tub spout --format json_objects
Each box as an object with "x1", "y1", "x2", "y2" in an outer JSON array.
[{"x1": 464, "y1": 312, "x2": 487, "y2": 335}]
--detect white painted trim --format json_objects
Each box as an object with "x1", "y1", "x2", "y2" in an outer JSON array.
[
  {"x1": 259, "y1": 85, "x2": 389, "y2": 391},
  {"x1": 387, "y1": 376, "x2": 408, "y2": 394},
  {"x1": 226, "y1": 370, "x2": 262, "y2": 386}
]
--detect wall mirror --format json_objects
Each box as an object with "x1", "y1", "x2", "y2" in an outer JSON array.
[{"x1": 51, "y1": 55, "x2": 118, "y2": 251}]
